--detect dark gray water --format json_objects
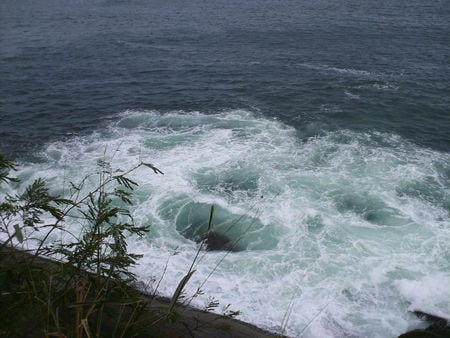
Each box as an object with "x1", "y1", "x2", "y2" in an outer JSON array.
[{"x1": 1, "y1": 0, "x2": 449, "y2": 157}]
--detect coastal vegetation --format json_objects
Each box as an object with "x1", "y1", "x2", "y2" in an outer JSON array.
[{"x1": 0, "y1": 155, "x2": 254, "y2": 338}]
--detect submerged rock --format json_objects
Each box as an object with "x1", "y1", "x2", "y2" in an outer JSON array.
[{"x1": 197, "y1": 231, "x2": 237, "y2": 252}]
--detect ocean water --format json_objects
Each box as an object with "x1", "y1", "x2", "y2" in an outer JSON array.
[{"x1": 1, "y1": 1, "x2": 449, "y2": 337}]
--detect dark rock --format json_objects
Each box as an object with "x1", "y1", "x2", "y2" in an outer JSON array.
[
  {"x1": 412, "y1": 311, "x2": 448, "y2": 328},
  {"x1": 398, "y1": 310, "x2": 450, "y2": 338},
  {"x1": 198, "y1": 231, "x2": 237, "y2": 252}
]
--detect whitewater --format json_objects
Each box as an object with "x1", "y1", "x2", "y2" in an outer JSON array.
[{"x1": 10, "y1": 109, "x2": 450, "y2": 337}]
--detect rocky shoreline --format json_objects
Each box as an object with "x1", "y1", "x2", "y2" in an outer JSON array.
[
  {"x1": 136, "y1": 294, "x2": 282, "y2": 338},
  {"x1": 1, "y1": 247, "x2": 449, "y2": 337},
  {"x1": 0, "y1": 247, "x2": 282, "y2": 337}
]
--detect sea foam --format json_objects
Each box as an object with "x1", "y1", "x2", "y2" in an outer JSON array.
[{"x1": 10, "y1": 109, "x2": 450, "y2": 337}]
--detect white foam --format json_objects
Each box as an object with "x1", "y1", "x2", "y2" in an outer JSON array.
[
  {"x1": 372, "y1": 82, "x2": 399, "y2": 91},
  {"x1": 344, "y1": 90, "x2": 361, "y2": 99},
  {"x1": 395, "y1": 274, "x2": 450, "y2": 321},
  {"x1": 9, "y1": 109, "x2": 450, "y2": 337},
  {"x1": 300, "y1": 63, "x2": 377, "y2": 77}
]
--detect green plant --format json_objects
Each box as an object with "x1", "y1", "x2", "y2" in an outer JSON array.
[
  {"x1": 0, "y1": 155, "x2": 163, "y2": 337},
  {"x1": 0, "y1": 154, "x2": 251, "y2": 338}
]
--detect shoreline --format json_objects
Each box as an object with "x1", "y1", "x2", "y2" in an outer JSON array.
[
  {"x1": 2, "y1": 248, "x2": 449, "y2": 337},
  {"x1": 140, "y1": 294, "x2": 284, "y2": 337},
  {"x1": 0, "y1": 247, "x2": 283, "y2": 337}
]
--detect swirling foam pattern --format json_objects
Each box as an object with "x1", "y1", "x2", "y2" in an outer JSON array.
[{"x1": 13, "y1": 110, "x2": 450, "y2": 337}]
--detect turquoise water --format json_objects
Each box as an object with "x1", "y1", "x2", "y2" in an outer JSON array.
[{"x1": 1, "y1": 0, "x2": 449, "y2": 336}]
